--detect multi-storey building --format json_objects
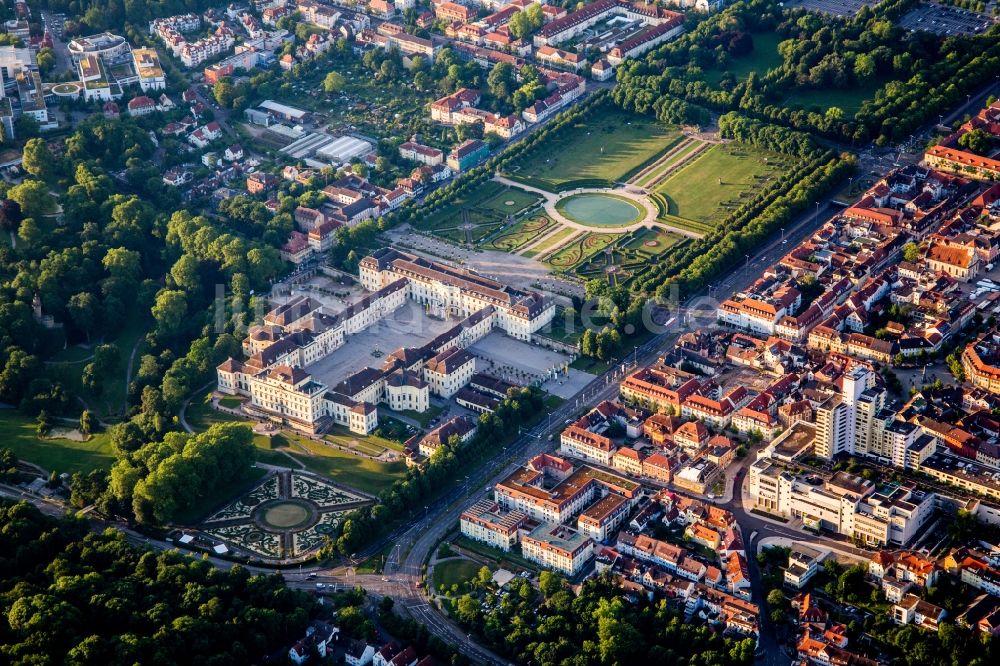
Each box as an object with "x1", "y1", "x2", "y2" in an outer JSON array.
[
  {"x1": 521, "y1": 522, "x2": 594, "y2": 575},
  {"x1": 460, "y1": 499, "x2": 528, "y2": 551},
  {"x1": 219, "y1": 251, "x2": 555, "y2": 434},
  {"x1": 359, "y1": 248, "x2": 555, "y2": 340},
  {"x1": 748, "y1": 460, "x2": 935, "y2": 546},
  {"x1": 494, "y1": 455, "x2": 639, "y2": 524}
]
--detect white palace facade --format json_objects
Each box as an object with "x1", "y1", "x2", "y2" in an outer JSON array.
[{"x1": 216, "y1": 249, "x2": 555, "y2": 434}]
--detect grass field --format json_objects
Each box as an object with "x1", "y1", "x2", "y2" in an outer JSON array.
[
  {"x1": 702, "y1": 32, "x2": 785, "y2": 86},
  {"x1": 453, "y1": 534, "x2": 540, "y2": 573},
  {"x1": 509, "y1": 105, "x2": 681, "y2": 191},
  {"x1": 634, "y1": 139, "x2": 705, "y2": 188},
  {"x1": 280, "y1": 437, "x2": 405, "y2": 495},
  {"x1": 656, "y1": 144, "x2": 794, "y2": 226},
  {"x1": 485, "y1": 215, "x2": 555, "y2": 252},
  {"x1": 433, "y1": 559, "x2": 485, "y2": 592},
  {"x1": 0, "y1": 411, "x2": 114, "y2": 474},
  {"x1": 623, "y1": 228, "x2": 685, "y2": 257},
  {"x1": 783, "y1": 82, "x2": 881, "y2": 116},
  {"x1": 324, "y1": 425, "x2": 400, "y2": 456}
]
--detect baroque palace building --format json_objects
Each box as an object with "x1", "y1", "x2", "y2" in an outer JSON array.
[{"x1": 217, "y1": 249, "x2": 555, "y2": 434}]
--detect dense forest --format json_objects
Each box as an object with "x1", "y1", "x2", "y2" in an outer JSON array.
[{"x1": 0, "y1": 500, "x2": 315, "y2": 665}]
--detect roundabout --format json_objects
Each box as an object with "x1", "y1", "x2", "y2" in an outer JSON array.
[{"x1": 555, "y1": 193, "x2": 645, "y2": 227}]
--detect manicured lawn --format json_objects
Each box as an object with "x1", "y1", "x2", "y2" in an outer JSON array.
[
  {"x1": 702, "y1": 32, "x2": 785, "y2": 86},
  {"x1": 634, "y1": 139, "x2": 704, "y2": 188},
  {"x1": 524, "y1": 227, "x2": 578, "y2": 258},
  {"x1": 485, "y1": 215, "x2": 555, "y2": 252},
  {"x1": 783, "y1": 82, "x2": 881, "y2": 116},
  {"x1": 280, "y1": 435, "x2": 406, "y2": 496},
  {"x1": 509, "y1": 105, "x2": 682, "y2": 191},
  {"x1": 0, "y1": 411, "x2": 114, "y2": 474},
  {"x1": 453, "y1": 535, "x2": 540, "y2": 573},
  {"x1": 655, "y1": 143, "x2": 794, "y2": 226},
  {"x1": 623, "y1": 228, "x2": 685, "y2": 258},
  {"x1": 324, "y1": 426, "x2": 396, "y2": 456},
  {"x1": 421, "y1": 182, "x2": 541, "y2": 235},
  {"x1": 544, "y1": 233, "x2": 617, "y2": 271},
  {"x1": 433, "y1": 558, "x2": 486, "y2": 592},
  {"x1": 569, "y1": 356, "x2": 612, "y2": 374}
]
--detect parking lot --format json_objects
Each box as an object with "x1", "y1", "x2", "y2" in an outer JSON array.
[
  {"x1": 898, "y1": 4, "x2": 995, "y2": 35},
  {"x1": 785, "y1": 0, "x2": 875, "y2": 17}
]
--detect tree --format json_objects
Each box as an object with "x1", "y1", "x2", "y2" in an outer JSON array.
[
  {"x1": 539, "y1": 571, "x2": 564, "y2": 597},
  {"x1": 213, "y1": 78, "x2": 236, "y2": 108},
  {"x1": 22, "y1": 138, "x2": 55, "y2": 180},
  {"x1": 36, "y1": 47, "x2": 55, "y2": 74},
  {"x1": 902, "y1": 241, "x2": 920, "y2": 263},
  {"x1": 79, "y1": 410, "x2": 94, "y2": 436},
  {"x1": 854, "y1": 53, "x2": 876, "y2": 81},
  {"x1": 0, "y1": 198, "x2": 23, "y2": 234},
  {"x1": 36, "y1": 409, "x2": 51, "y2": 437},
  {"x1": 455, "y1": 595, "x2": 480, "y2": 625},
  {"x1": 958, "y1": 128, "x2": 995, "y2": 155},
  {"x1": 0, "y1": 500, "x2": 316, "y2": 663},
  {"x1": 487, "y1": 61, "x2": 515, "y2": 100},
  {"x1": 8, "y1": 179, "x2": 51, "y2": 219},
  {"x1": 68, "y1": 292, "x2": 101, "y2": 341},
  {"x1": 151, "y1": 289, "x2": 188, "y2": 338},
  {"x1": 17, "y1": 217, "x2": 40, "y2": 246},
  {"x1": 322, "y1": 71, "x2": 345, "y2": 93}
]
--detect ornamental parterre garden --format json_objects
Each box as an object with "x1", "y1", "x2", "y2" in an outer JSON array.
[
  {"x1": 414, "y1": 99, "x2": 805, "y2": 292},
  {"x1": 200, "y1": 470, "x2": 372, "y2": 560}
]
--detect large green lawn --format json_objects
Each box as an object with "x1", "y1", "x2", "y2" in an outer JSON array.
[
  {"x1": 0, "y1": 411, "x2": 114, "y2": 474},
  {"x1": 783, "y1": 82, "x2": 881, "y2": 116},
  {"x1": 655, "y1": 143, "x2": 794, "y2": 226},
  {"x1": 433, "y1": 558, "x2": 486, "y2": 593},
  {"x1": 702, "y1": 32, "x2": 785, "y2": 86},
  {"x1": 280, "y1": 437, "x2": 405, "y2": 496},
  {"x1": 509, "y1": 106, "x2": 682, "y2": 191}
]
